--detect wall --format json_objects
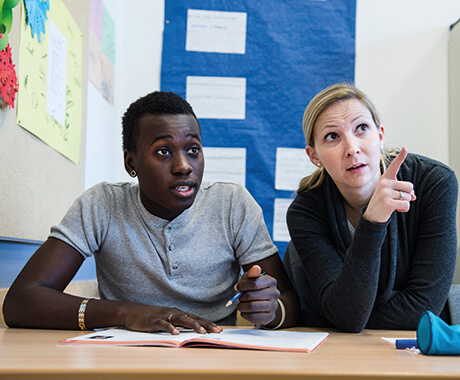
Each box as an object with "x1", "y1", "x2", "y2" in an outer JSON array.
[
  {"x1": 355, "y1": 0, "x2": 460, "y2": 165},
  {"x1": 354, "y1": 0, "x2": 460, "y2": 282},
  {"x1": 84, "y1": 0, "x2": 164, "y2": 189},
  {"x1": 84, "y1": 0, "x2": 460, "y2": 280},
  {"x1": 3, "y1": 1, "x2": 460, "y2": 287},
  {"x1": 1, "y1": 0, "x2": 165, "y2": 289},
  {"x1": 0, "y1": 1, "x2": 89, "y2": 242},
  {"x1": 85, "y1": 0, "x2": 460, "y2": 183}
]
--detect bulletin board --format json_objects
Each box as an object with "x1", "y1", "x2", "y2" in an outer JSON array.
[
  {"x1": 0, "y1": 0, "x2": 89, "y2": 242},
  {"x1": 161, "y1": 0, "x2": 356, "y2": 255}
]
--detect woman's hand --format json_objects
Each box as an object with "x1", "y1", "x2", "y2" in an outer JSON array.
[
  {"x1": 364, "y1": 147, "x2": 416, "y2": 224},
  {"x1": 235, "y1": 265, "x2": 280, "y2": 325},
  {"x1": 122, "y1": 304, "x2": 223, "y2": 335}
]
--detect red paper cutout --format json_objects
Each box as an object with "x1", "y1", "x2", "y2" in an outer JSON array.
[{"x1": 0, "y1": 44, "x2": 18, "y2": 108}]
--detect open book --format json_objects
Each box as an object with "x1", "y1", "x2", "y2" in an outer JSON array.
[{"x1": 59, "y1": 327, "x2": 329, "y2": 353}]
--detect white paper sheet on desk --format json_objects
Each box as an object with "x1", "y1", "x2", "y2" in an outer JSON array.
[
  {"x1": 59, "y1": 328, "x2": 329, "y2": 353},
  {"x1": 381, "y1": 337, "x2": 397, "y2": 344}
]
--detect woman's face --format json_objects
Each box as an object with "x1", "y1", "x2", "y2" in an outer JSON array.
[
  {"x1": 306, "y1": 98, "x2": 384, "y2": 197},
  {"x1": 124, "y1": 113, "x2": 204, "y2": 220}
]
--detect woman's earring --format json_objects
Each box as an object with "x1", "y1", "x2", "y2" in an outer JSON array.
[
  {"x1": 130, "y1": 170, "x2": 137, "y2": 178},
  {"x1": 316, "y1": 163, "x2": 321, "y2": 167}
]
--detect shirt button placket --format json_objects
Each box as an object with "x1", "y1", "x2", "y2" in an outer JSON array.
[{"x1": 166, "y1": 225, "x2": 178, "y2": 274}]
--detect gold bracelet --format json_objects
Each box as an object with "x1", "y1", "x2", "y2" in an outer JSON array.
[{"x1": 78, "y1": 298, "x2": 90, "y2": 330}]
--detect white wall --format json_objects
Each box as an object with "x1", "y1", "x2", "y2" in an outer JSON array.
[
  {"x1": 83, "y1": 0, "x2": 460, "y2": 281},
  {"x1": 354, "y1": 1, "x2": 460, "y2": 283},
  {"x1": 85, "y1": 0, "x2": 460, "y2": 185},
  {"x1": 355, "y1": 0, "x2": 460, "y2": 163},
  {"x1": 84, "y1": 0, "x2": 164, "y2": 189}
]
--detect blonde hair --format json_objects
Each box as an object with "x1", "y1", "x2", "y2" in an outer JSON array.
[{"x1": 298, "y1": 83, "x2": 393, "y2": 193}]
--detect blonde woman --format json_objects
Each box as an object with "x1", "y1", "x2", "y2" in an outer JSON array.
[{"x1": 284, "y1": 83, "x2": 457, "y2": 332}]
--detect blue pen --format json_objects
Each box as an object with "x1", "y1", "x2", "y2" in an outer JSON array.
[
  {"x1": 225, "y1": 291, "x2": 242, "y2": 307},
  {"x1": 395, "y1": 339, "x2": 419, "y2": 349},
  {"x1": 225, "y1": 272, "x2": 266, "y2": 307}
]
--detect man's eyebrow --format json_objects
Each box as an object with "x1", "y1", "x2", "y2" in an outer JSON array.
[
  {"x1": 149, "y1": 134, "x2": 173, "y2": 146},
  {"x1": 149, "y1": 132, "x2": 201, "y2": 146}
]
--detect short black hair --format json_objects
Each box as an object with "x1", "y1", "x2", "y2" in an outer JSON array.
[{"x1": 122, "y1": 91, "x2": 199, "y2": 152}]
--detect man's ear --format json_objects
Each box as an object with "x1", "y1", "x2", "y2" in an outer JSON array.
[
  {"x1": 305, "y1": 145, "x2": 321, "y2": 167},
  {"x1": 124, "y1": 149, "x2": 135, "y2": 175}
]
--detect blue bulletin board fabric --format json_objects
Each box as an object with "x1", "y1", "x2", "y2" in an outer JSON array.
[{"x1": 161, "y1": 0, "x2": 356, "y2": 256}]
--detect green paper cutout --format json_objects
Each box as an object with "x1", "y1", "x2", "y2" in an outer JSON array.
[{"x1": 0, "y1": 0, "x2": 20, "y2": 50}]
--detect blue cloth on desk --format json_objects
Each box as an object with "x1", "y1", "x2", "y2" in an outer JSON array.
[{"x1": 417, "y1": 310, "x2": 460, "y2": 355}]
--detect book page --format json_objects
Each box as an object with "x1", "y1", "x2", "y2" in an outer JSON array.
[
  {"x1": 59, "y1": 328, "x2": 193, "y2": 347},
  {"x1": 183, "y1": 329, "x2": 328, "y2": 352},
  {"x1": 59, "y1": 328, "x2": 329, "y2": 353}
]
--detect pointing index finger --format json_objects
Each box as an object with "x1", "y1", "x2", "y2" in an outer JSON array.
[{"x1": 383, "y1": 146, "x2": 407, "y2": 180}]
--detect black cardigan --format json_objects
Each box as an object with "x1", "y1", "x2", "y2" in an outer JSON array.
[{"x1": 285, "y1": 153, "x2": 458, "y2": 332}]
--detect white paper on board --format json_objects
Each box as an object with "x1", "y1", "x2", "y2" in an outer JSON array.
[
  {"x1": 275, "y1": 147, "x2": 317, "y2": 191},
  {"x1": 202, "y1": 147, "x2": 246, "y2": 186},
  {"x1": 186, "y1": 76, "x2": 246, "y2": 120},
  {"x1": 273, "y1": 198, "x2": 294, "y2": 242},
  {"x1": 186, "y1": 9, "x2": 247, "y2": 54},
  {"x1": 46, "y1": 20, "x2": 67, "y2": 126}
]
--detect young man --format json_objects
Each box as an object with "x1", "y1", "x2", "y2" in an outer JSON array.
[{"x1": 4, "y1": 91, "x2": 299, "y2": 334}]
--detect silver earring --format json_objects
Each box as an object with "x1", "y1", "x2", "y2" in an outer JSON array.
[
  {"x1": 316, "y1": 163, "x2": 321, "y2": 167},
  {"x1": 130, "y1": 170, "x2": 136, "y2": 177}
]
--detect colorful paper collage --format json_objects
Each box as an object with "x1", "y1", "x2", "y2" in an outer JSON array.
[
  {"x1": 88, "y1": 0, "x2": 115, "y2": 104},
  {"x1": 16, "y1": 0, "x2": 83, "y2": 164},
  {"x1": 0, "y1": 44, "x2": 17, "y2": 108},
  {"x1": 23, "y1": 0, "x2": 49, "y2": 42},
  {"x1": 0, "y1": 0, "x2": 20, "y2": 107},
  {"x1": 0, "y1": 0, "x2": 21, "y2": 50}
]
